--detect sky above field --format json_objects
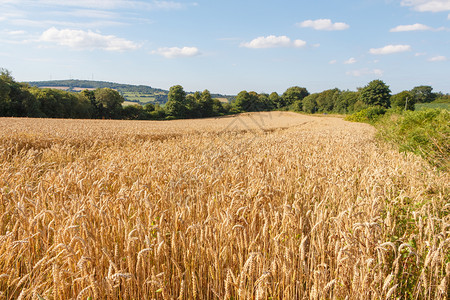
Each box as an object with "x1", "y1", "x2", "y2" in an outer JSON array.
[{"x1": 0, "y1": 0, "x2": 449, "y2": 95}]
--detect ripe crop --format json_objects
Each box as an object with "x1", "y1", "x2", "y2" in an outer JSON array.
[{"x1": 0, "y1": 112, "x2": 448, "y2": 299}]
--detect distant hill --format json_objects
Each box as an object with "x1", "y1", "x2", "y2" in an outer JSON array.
[
  {"x1": 27, "y1": 79, "x2": 169, "y2": 105},
  {"x1": 27, "y1": 79, "x2": 234, "y2": 105}
]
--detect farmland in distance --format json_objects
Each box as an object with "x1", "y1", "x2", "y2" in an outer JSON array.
[{"x1": 0, "y1": 112, "x2": 448, "y2": 299}]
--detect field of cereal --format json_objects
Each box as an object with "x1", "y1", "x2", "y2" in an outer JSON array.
[{"x1": 0, "y1": 112, "x2": 448, "y2": 299}]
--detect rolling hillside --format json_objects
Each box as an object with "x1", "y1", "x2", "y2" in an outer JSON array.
[{"x1": 27, "y1": 79, "x2": 234, "y2": 105}]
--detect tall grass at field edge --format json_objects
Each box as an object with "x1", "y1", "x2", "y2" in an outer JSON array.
[{"x1": 376, "y1": 109, "x2": 449, "y2": 171}]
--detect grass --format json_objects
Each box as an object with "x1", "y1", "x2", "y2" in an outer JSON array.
[
  {"x1": 415, "y1": 102, "x2": 450, "y2": 111},
  {"x1": 377, "y1": 109, "x2": 449, "y2": 171},
  {"x1": 0, "y1": 112, "x2": 448, "y2": 299}
]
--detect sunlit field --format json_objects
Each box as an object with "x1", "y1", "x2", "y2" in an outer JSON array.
[{"x1": 0, "y1": 112, "x2": 448, "y2": 299}]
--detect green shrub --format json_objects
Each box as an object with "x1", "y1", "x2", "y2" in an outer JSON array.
[
  {"x1": 345, "y1": 106, "x2": 387, "y2": 123},
  {"x1": 377, "y1": 109, "x2": 449, "y2": 170}
]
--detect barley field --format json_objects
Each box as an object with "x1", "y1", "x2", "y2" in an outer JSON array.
[{"x1": 0, "y1": 112, "x2": 448, "y2": 299}]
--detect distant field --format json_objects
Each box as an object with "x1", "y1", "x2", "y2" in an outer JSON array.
[
  {"x1": 1, "y1": 112, "x2": 447, "y2": 299},
  {"x1": 122, "y1": 92, "x2": 156, "y2": 103},
  {"x1": 40, "y1": 86, "x2": 70, "y2": 90},
  {"x1": 216, "y1": 97, "x2": 229, "y2": 103},
  {"x1": 122, "y1": 101, "x2": 140, "y2": 106},
  {"x1": 73, "y1": 87, "x2": 96, "y2": 91},
  {"x1": 415, "y1": 102, "x2": 450, "y2": 110}
]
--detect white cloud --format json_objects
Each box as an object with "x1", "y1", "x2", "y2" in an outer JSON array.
[
  {"x1": 369, "y1": 44, "x2": 411, "y2": 54},
  {"x1": 428, "y1": 55, "x2": 447, "y2": 61},
  {"x1": 40, "y1": 27, "x2": 140, "y2": 51},
  {"x1": 152, "y1": 46, "x2": 200, "y2": 58},
  {"x1": 346, "y1": 68, "x2": 384, "y2": 77},
  {"x1": 344, "y1": 57, "x2": 357, "y2": 64},
  {"x1": 401, "y1": 0, "x2": 450, "y2": 12},
  {"x1": 415, "y1": 52, "x2": 427, "y2": 56},
  {"x1": 241, "y1": 35, "x2": 306, "y2": 49},
  {"x1": 6, "y1": 30, "x2": 26, "y2": 35},
  {"x1": 298, "y1": 19, "x2": 349, "y2": 31},
  {"x1": 390, "y1": 23, "x2": 432, "y2": 32},
  {"x1": 329, "y1": 59, "x2": 337, "y2": 64}
]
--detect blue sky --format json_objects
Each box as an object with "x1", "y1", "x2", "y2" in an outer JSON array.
[{"x1": 0, "y1": 0, "x2": 449, "y2": 95}]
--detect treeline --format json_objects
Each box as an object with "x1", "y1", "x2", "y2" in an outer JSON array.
[
  {"x1": 1, "y1": 68, "x2": 448, "y2": 120},
  {"x1": 28, "y1": 79, "x2": 167, "y2": 95}
]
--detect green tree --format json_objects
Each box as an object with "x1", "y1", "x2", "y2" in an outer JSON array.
[
  {"x1": 144, "y1": 103, "x2": 155, "y2": 112},
  {"x1": 391, "y1": 91, "x2": 415, "y2": 110},
  {"x1": 0, "y1": 70, "x2": 12, "y2": 116},
  {"x1": 282, "y1": 86, "x2": 309, "y2": 108},
  {"x1": 269, "y1": 92, "x2": 282, "y2": 109},
  {"x1": 8, "y1": 83, "x2": 41, "y2": 117},
  {"x1": 122, "y1": 104, "x2": 147, "y2": 120},
  {"x1": 165, "y1": 85, "x2": 187, "y2": 118},
  {"x1": 410, "y1": 85, "x2": 435, "y2": 103},
  {"x1": 211, "y1": 98, "x2": 226, "y2": 115},
  {"x1": 334, "y1": 90, "x2": 360, "y2": 113},
  {"x1": 233, "y1": 90, "x2": 252, "y2": 112},
  {"x1": 302, "y1": 94, "x2": 318, "y2": 113},
  {"x1": 198, "y1": 89, "x2": 214, "y2": 117},
  {"x1": 94, "y1": 88, "x2": 124, "y2": 119},
  {"x1": 258, "y1": 93, "x2": 275, "y2": 111},
  {"x1": 185, "y1": 94, "x2": 200, "y2": 118},
  {"x1": 80, "y1": 90, "x2": 100, "y2": 117},
  {"x1": 316, "y1": 88, "x2": 340, "y2": 112},
  {"x1": 359, "y1": 80, "x2": 391, "y2": 108}
]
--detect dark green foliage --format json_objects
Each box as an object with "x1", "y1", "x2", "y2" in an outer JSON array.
[
  {"x1": 233, "y1": 90, "x2": 252, "y2": 112},
  {"x1": 269, "y1": 92, "x2": 282, "y2": 109},
  {"x1": 315, "y1": 88, "x2": 340, "y2": 112},
  {"x1": 166, "y1": 85, "x2": 188, "y2": 118},
  {"x1": 302, "y1": 94, "x2": 318, "y2": 113},
  {"x1": 122, "y1": 104, "x2": 147, "y2": 120},
  {"x1": 359, "y1": 80, "x2": 391, "y2": 108},
  {"x1": 281, "y1": 86, "x2": 309, "y2": 108},
  {"x1": 410, "y1": 85, "x2": 435, "y2": 103},
  {"x1": 94, "y1": 88, "x2": 124, "y2": 119},
  {"x1": 335, "y1": 90, "x2": 360, "y2": 113},
  {"x1": 391, "y1": 91, "x2": 415, "y2": 111},
  {"x1": 198, "y1": 90, "x2": 214, "y2": 118}
]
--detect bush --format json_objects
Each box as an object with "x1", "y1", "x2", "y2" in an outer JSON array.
[
  {"x1": 377, "y1": 109, "x2": 449, "y2": 170},
  {"x1": 345, "y1": 106, "x2": 387, "y2": 123}
]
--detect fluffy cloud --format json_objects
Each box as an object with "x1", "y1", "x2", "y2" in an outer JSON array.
[
  {"x1": 369, "y1": 44, "x2": 411, "y2": 54},
  {"x1": 40, "y1": 27, "x2": 140, "y2": 51},
  {"x1": 241, "y1": 35, "x2": 306, "y2": 49},
  {"x1": 401, "y1": 0, "x2": 450, "y2": 12},
  {"x1": 152, "y1": 46, "x2": 200, "y2": 58},
  {"x1": 346, "y1": 68, "x2": 384, "y2": 77},
  {"x1": 344, "y1": 57, "x2": 357, "y2": 64},
  {"x1": 428, "y1": 55, "x2": 447, "y2": 61},
  {"x1": 297, "y1": 19, "x2": 349, "y2": 31},
  {"x1": 390, "y1": 23, "x2": 432, "y2": 32}
]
